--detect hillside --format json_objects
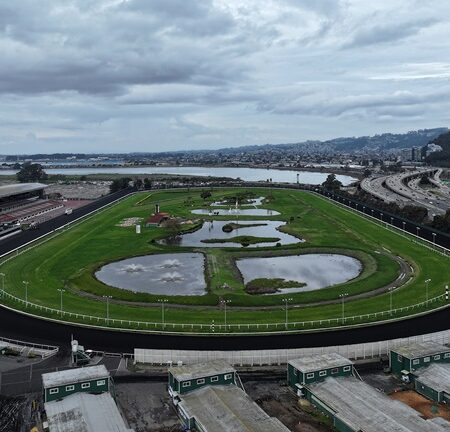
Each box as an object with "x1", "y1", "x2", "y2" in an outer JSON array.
[{"x1": 425, "y1": 131, "x2": 450, "y2": 167}]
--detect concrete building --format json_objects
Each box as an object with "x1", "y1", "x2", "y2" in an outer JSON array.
[
  {"x1": 414, "y1": 363, "x2": 450, "y2": 403},
  {"x1": 306, "y1": 376, "x2": 450, "y2": 432},
  {"x1": 44, "y1": 392, "x2": 134, "y2": 432},
  {"x1": 287, "y1": 353, "x2": 353, "y2": 392},
  {"x1": 177, "y1": 384, "x2": 290, "y2": 432},
  {"x1": 389, "y1": 341, "x2": 450, "y2": 377},
  {"x1": 168, "y1": 360, "x2": 238, "y2": 396},
  {"x1": 42, "y1": 365, "x2": 111, "y2": 403}
]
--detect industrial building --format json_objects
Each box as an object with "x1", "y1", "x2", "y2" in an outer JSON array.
[
  {"x1": 176, "y1": 384, "x2": 290, "y2": 432},
  {"x1": 287, "y1": 353, "x2": 353, "y2": 391},
  {"x1": 44, "y1": 392, "x2": 134, "y2": 432},
  {"x1": 42, "y1": 365, "x2": 133, "y2": 432},
  {"x1": 169, "y1": 360, "x2": 289, "y2": 432},
  {"x1": 414, "y1": 362, "x2": 450, "y2": 403},
  {"x1": 389, "y1": 341, "x2": 450, "y2": 377},
  {"x1": 305, "y1": 376, "x2": 450, "y2": 432},
  {"x1": 42, "y1": 365, "x2": 111, "y2": 403},
  {"x1": 168, "y1": 360, "x2": 238, "y2": 396}
]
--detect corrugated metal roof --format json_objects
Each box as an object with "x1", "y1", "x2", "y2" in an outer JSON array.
[
  {"x1": 415, "y1": 363, "x2": 450, "y2": 393},
  {"x1": 309, "y1": 376, "x2": 450, "y2": 432},
  {"x1": 169, "y1": 360, "x2": 235, "y2": 381},
  {"x1": 179, "y1": 385, "x2": 290, "y2": 432},
  {"x1": 288, "y1": 353, "x2": 353, "y2": 373},
  {"x1": 0, "y1": 183, "x2": 48, "y2": 199},
  {"x1": 42, "y1": 365, "x2": 109, "y2": 388},
  {"x1": 45, "y1": 392, "x2": 134, "y2": 432},
  {"x1": 393, "y1": 342, "x2": 449, "y2": 359}
]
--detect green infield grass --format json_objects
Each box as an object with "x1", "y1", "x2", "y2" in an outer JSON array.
[{"x1": 0, "y1": 187, "x2": 448, "y2": 333}]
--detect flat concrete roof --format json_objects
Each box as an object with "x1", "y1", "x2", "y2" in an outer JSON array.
[
  {"x1": 392, "y1": 341, "x2": 449, "y2": 359},
  {"x1": 309, "y1": 376, "x2": 450, "y2": 432},
  {"x1": 0, "y1": 183, "x2": 48, "y2": 199},
  {"x1": 45, "y1": 392, "x2": 134, "y2": 432},
  {"x1": 169, "y1": 360, "x2": 235, "y2": 381},
  {"x1": 288, "y1": 353, "x2": 353, "y2": 373},
  {"x1": 415, "y1": 363, "x2": 450, "y2": 394},
  {"x1": 42, "y1": 365, "x2": 109, "y2": 388},
  {"x1": 179, "y1": 385, "x2": 290, "y2": 432}
]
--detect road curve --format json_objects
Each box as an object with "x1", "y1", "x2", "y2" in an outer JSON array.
[{"x1": 0, "y1": 186, "x2": 448, "y2": 353}]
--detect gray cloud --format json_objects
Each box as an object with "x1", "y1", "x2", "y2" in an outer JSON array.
[{"x1": 0, "y1": 0, "x2": 449, "y2": 152}]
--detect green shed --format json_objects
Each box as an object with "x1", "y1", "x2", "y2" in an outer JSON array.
[
  {"x1": 168, "y1": 360, "x2": 237, "y2": 396},
  {"x1": 287, "y1": 353, "x2": 353, "y2": 393},
  {"x1": 389, "y1": 342, "x2": 450, "y2": 377},
  {"x1": 42, "y1": 364, "x2": 111, "y2": 403},
  {"x1": 414, "y1": 363, "x2": 450, "y2": 403}
]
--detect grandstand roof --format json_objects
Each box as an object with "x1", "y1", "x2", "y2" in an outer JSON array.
[{"x1": 0, "y1": 183, "x2": 48, "y2": 199}]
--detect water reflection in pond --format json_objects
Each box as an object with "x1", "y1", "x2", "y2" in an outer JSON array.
[
  {"x1": 160, "y1": 220, "x2": 301, "y2": 248},
  {"x1": 237, "y1": 254, "x2": 362, "y2": 293},
  {"x1": 95, "y1": 253, "x2": 206, "y2": 295},
  {"x1": 192, "y1": 208, "x2": 280, "y2": 216},
  {"x1": 211, "y1": 197, "x2": 265, "y2": 206}
]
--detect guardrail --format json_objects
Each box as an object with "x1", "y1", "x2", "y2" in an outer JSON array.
[
  {"x1": 0, "y1": 287, "x2": 447, "y2": 334},
  {"x1": 0, "y1": 334, "x2": 58, "y2": 358}
]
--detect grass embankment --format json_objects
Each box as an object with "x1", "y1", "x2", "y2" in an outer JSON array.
[
  {"x1": 201, "y1": 236, "x2": 280, "y2": 246},
  {"x1": 222, "y1": 222, "x2": 267, "y2": 232},
  {"x1": 0, "y1": 187, "x2": 447, "y2": 331},
  {"x1": 245, "y1": 278, "x2": 306, "y2": 294}
]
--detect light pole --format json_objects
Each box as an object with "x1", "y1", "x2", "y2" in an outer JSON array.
[
  {"x1": 282, "y1": 298, "x2": 293, "y2": 329},
  {"x1": 425, "y1": 279, "x2": 431, "y2": 303},
  {"x1": 0, "y1": 272, "x2": 5, "y2": 295},
  {"x1": 432, "y1": 233, "x2": 436, "y2": 244},
  {"x1": 390, "y1": 217, "x2": 394, "y2": 225},
  {"x1": 416, "y1": 226, "x2": 420, "y2": 237},
  {"x1": 103, "y1": 295, "x2": 112, "y2": 323},
  {"x1": 22, "y1": 281, "x2": 29, "y2": 307},
  {"x1": 57, "y1": 288, "x2": 65, "y2": 313},
  {"x1": 402, "y1": 221, "x2": 406, "y2": 231},
  {"x1": 339, "y1": 293, "x2": 348, "y2": 323},
  {"x1": 158, "y1": 299, "x2": 168, "y2": 328},
  {"x1": 380, "y1": 212, "x2": 383, "y2": 222},
  {"x1": 221, "y1": 299, "x2": 231, "y2": 327},
  {"x1": 388, "y1": 287, "x2": 395, "y2": 315}
]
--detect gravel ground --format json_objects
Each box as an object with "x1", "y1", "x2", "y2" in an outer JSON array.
[
  {"x1": 244, "y1": 380, "x2": 333, "y2": 432},
  {"x1": 390, "y1": 390, "x2": 450, "y2": 421},
  {"x1": 46, "y1": 181, "x2": 111, "y2": 199},
  {"x1": 358, "y1": 370, "x2": 402, "y2": 394},
  {"x1": 115, "y1": 381, "x2": 181, "y2": 432}
]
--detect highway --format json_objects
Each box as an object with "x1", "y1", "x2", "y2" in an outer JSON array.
[
  {"x1": 363, "y1": 168, "x2": 450, "y2": 217},
  {"x1": 0, "y1": 185, "x2": 448, "y2": 354}
]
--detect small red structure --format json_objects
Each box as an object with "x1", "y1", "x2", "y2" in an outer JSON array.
[{"x1": 145, "y1": 212, "x2": 170, "y2": 227}]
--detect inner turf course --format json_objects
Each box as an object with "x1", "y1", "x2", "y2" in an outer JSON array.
[{"x1": 0, "y1": 188, "x2": 448, "y2": 333}]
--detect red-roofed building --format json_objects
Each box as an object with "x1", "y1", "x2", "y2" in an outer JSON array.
[{"x1": 145, "y1": 212, "x2": 170, "y2": 227}]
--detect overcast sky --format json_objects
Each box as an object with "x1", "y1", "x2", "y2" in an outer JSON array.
[{"x1": 1, "y1": 0, "x2": 450, "y2": 154}]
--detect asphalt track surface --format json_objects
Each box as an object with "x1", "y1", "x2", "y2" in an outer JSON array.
[{"x1": 0, "y1": 186, "x2": 448, "y2": 353}]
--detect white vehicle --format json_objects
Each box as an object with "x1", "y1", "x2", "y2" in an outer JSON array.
[{"x1": 64, "y1": 208, "x2": 73, "y2": 215}]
